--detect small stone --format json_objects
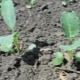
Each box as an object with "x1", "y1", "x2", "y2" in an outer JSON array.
[
  {"x1": 39, "y1": 54, "x2": 51, "y2": 65},
  {"x1": 72, "y1": 73, "x2": 78, "y2": 78}
]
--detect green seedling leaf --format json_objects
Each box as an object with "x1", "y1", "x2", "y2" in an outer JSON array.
[
  {"x1": 26, "y1": 5, "x2": 32, "y2": 9},
  {"x1": 52, "y1": 52, "x2": 64, "y2": 66},
  {"x1": 60, "y1": 39, "x2": 80, "y2": 51},
  {"x1": 75, "y1": 52, "x2": 80, "y2": 62},
  {"x1": 60, "y1": 11, "x2": 79, "y2": 40},
  {"x1": 27, "y1": 44, "x2": 36, "y2": 52},
  {"x1": 23, "y1": 44, "x2": 36, "y2": 54},
  {"x1": 13, "y1": 32, "x2": 20, "y2": 53},
  {"x1": 1, "y1": 0, "x2": 16, "y2": 31},
  {"x1": 62, "y1": 1, "x2": 67, "y2": 6},
  {"x1": 0, "y1": 32, "x2": 16, "y2": 52}
]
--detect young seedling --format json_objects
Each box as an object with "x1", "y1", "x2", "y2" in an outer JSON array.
[
  {"x1": 60, "y1": 11, "x2": 79, "y2": 60},
  {"x1": 26, "y1": 0, "x2": 35, "y2": 9},
  {"x1": 1, "y1": 0, "x2": 20, "y2": 53},
  {"x1": 52, "y1": 52, "x2": 64, "y2": 66},
  {"x1": 23, "y1": 44, "x2": 36, "y2": 54},
  {"x1": 62, "y1": 0, "x2": 74, "y2": 6},
  {"x1": 52, "y1": 11, "x2": 80, "y2": 66}
]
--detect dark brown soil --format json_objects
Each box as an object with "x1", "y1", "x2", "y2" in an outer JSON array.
[{"x1": 0, "y1": 0, "x2": 80, "y2": 80}]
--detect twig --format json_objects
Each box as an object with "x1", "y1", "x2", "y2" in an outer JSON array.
[
  {"x1": 32, "y1": 60, "x2": 38, "y2": 74},
  {"x1": 55, "y1": 67, "x2": 80, "y2": 74}
]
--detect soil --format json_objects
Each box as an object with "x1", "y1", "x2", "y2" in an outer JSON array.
[{"x1": 0, "y1": 0, "x2": 80, "y2": 80}]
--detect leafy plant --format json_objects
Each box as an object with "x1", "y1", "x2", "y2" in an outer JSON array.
[
  {"x1": 60, "y1": 11, "x2": 79, "y2": 60},
  {"x1": 26, "y1": 0, "x2": 35, "y2": 9},
  {"x1": 52, "y1": 52, "x2": 64, "y2": 66},
  {"x1": 1, "y1": 0, "x2": 16, "y2": 32},
  {"x1": 52, "y1": 11, "x2": 80, "y2": 66},
  {"x1": 0, "y1": 0, "x2": 20, "y2": 53}
]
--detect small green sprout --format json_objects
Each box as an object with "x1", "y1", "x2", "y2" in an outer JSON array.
[
  {"x1": 62, "y1": 1, "x2": 67, "y2": 6},
  {"x1": 26, "y1": 0, "x2": 35, "y2": 9},
  {"x1": 26, "y1": 44, "x2": 36, "y2": 52},
  {"x1": 23, "y1": 44, "x2": 36, "y2": 54},
  {"x1": 62, "y1": 0, "x2": 74, "y2": 6},
  {"x1": 52, "y1": 52, "x2": 64, "y2": 66}
]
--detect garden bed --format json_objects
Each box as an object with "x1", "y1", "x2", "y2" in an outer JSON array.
[{"x1": 0, "y1": 0, "x2": 80, "y2": 80}]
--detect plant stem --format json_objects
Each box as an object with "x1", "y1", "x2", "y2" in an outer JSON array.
[
  {"x1": 69, "y1": 38, "x2": 72, "y2": 45},
  {"x1": 67, "y1": 39, "x2": 73, "y2": 60},
  {"x1": 12, "y1": 29, "x2": 14, "y2": 33},
  {"x1": 13, "y1": 32, "x2": 20, "y2": 54},
  {"x1": 11, "y1": 49, "x2": 15, "y2": 54},
  {"x1": 14, "y1": 38, "x2": 20, "y2": 54},
  {"x1": 67, "y1": 50, "x2": 73, "y2": 60}
]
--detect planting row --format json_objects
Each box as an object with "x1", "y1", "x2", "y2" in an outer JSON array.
[{"x1": 0, "y1": 0, "x2": 80, "y2": 66}]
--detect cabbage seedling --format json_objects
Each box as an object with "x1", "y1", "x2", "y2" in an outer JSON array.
[
  {"x1": 60, "y1": 11, "x2": 80, "y2": 60},
  {"x1": 0, "y1": 0, "x2": 20, "y2": 53},
  {"x1": 52, "y1": 11, "x2": 80, "y2": 66},
  {"x1": 26, "y1": 0, "x2": 35, "y2": 9}
]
